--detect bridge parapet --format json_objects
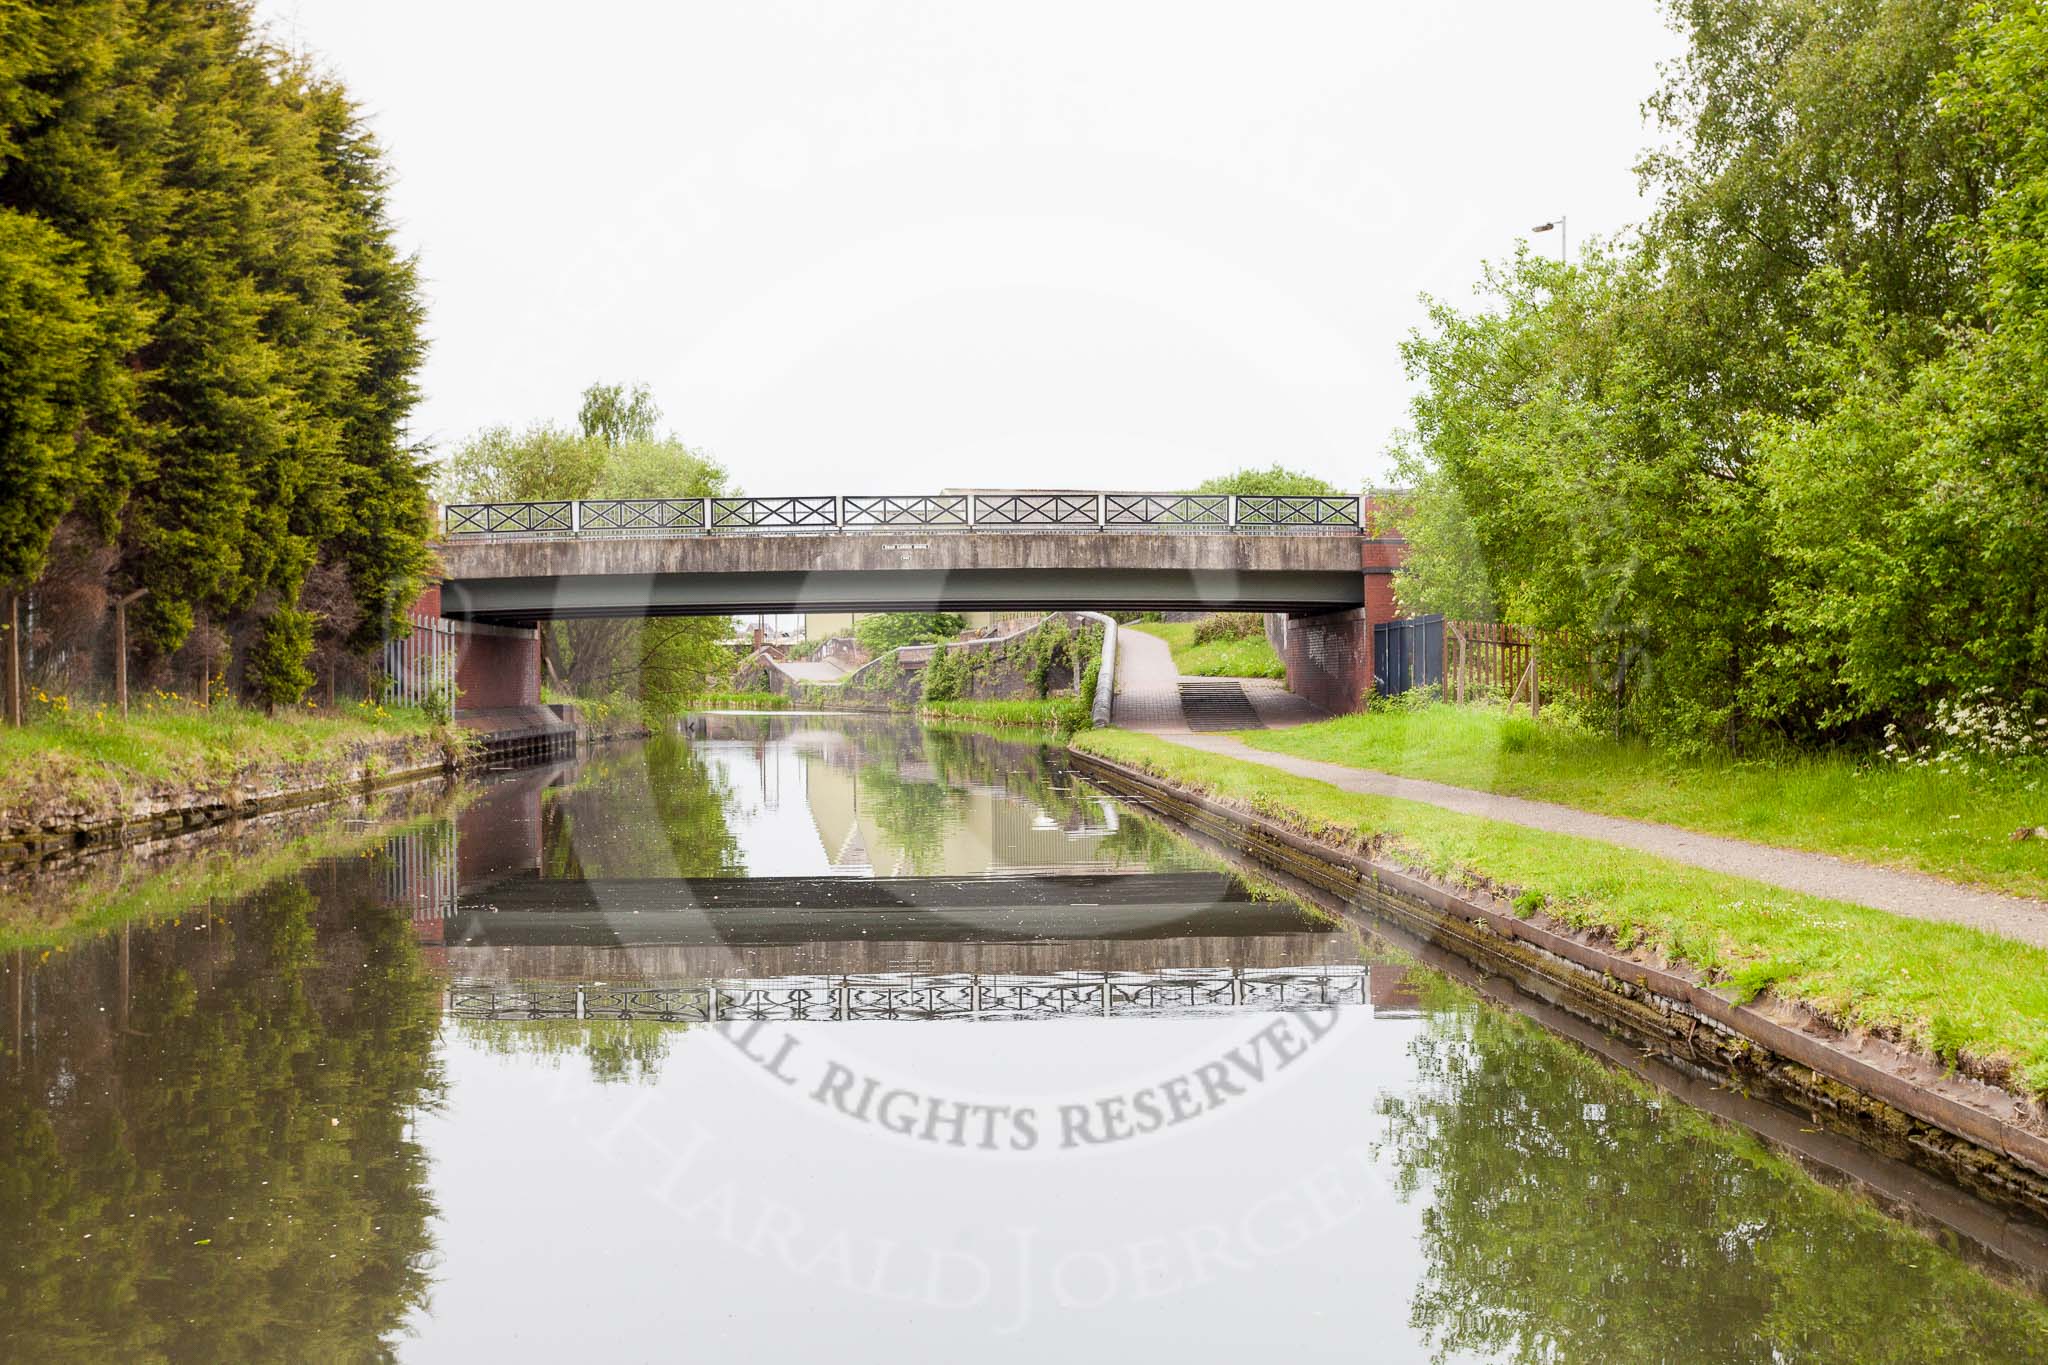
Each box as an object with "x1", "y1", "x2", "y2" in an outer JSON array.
[
  {"x1": 446, "y1": 965, "x2": 1369, "y2": 1023},
  {"x1": 442, "y1": 491, "x2": 1365, "y2": 540}
]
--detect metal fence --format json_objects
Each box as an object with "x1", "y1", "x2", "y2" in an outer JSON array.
[
  {"x1": 381, "y1": 611, "x2": 457, "y2": 710},
  {"x1": 1374, "y1": 614, "x2": 1445, "y2": 697},
  {"x1": 441, "y1": 492, "x2": 1366, "y2": 539}
]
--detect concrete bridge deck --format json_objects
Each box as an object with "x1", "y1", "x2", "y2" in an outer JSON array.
[
  {"x1": 432, "y1": 490, "x2": 1372, "y2": 622},
  {"x1": 436, "y1": 529, "x2": 1369, "y2": 621},
  {"x1": 413, "y1": 491, "x2": 1405, "y2": 713}
]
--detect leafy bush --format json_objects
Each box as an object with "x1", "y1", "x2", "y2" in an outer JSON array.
[
  {"x1": 246, "y1": 608, "x2": 317, "y2": 710},
  {"x1": 855, "y1": 613, "x2": 964, "y2": 654},
  {"x1": 1192, "y1": 612, "x2": 1263, "y2": 645},
  {"x1": 1194, "y1": 466, "x2": 1339, "y2": 496},
  {"x1": 920, "y1": 645, "x2": 970, "y2": 703},
  {"x1": 1017, "y1": 616, "x2": 1101, "y2": 698}
]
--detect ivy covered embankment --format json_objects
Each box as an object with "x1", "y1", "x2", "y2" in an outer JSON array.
[{"x1": 790, "y1": 614, "x2": 1103, "y2": 733}]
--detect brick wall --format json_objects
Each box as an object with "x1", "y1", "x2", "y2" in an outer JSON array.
[
  {"x1": 1273, "y1": 532, "x2": 1409, "y2": 714},
  {"x1": 453, "y1": 625, "x2": 541, "y2": 710},
  {"x1": 1277, "y1": 607, "x2": 1371, "y2": 713},
  {"x1": 403, "y1": 582, "x2": 541, "y2": 711}
]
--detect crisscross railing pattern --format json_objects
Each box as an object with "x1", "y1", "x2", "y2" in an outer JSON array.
[
  {"x1": 968, "y1": 492, "x2": 1102, "y2": 528},
  {"x1": 710, "y1": 495, "x2": 837, "y2": 530},
  {"x1": 444, "y1": 966, "x2": 1368, "y2": 1022},
  {"x1": 579, "y1": 498, "x2": 701, "y2": 534},
  {"x1": 1234, "y1": 495, "x2": 1359, "y2": 527},
  {"x1": 842, "y1": 494, "x2": 969, "y2": 528},
  {"x1": 1106, "y1": 493, "x2": 1229, "y2": 527},
  {"x1": 438, "y1": 491, "x2": 1365, "y2": 538},
  {"x1": 444, "y1": 500, "x2": 574, "y2": 535}
]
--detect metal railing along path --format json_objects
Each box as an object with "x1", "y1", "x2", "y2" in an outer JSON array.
[
  {"x1": 440, "y1": 492, "x2": 1366, "y2": 539},
  {"x1": 445, "y1": 965, "x2": 1369, "y2": 1022}
]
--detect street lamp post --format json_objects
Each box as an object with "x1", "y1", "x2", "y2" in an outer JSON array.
[{"x1": 1532, "y1": 215, "x2": 1567, "y2": 263}]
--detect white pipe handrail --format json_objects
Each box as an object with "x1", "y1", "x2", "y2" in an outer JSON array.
[{"x1": 1078, "y1": 611, "x2": 1117, "y2": 728}]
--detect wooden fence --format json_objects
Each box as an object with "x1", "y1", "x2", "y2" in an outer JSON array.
[{"x1": 1443, "y1": 620, "x2": 1603, "y2": 713}]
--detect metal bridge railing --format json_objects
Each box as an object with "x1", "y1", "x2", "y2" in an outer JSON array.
[
  {"x1": 439, "y1": 492, "x2": 1366, "y2": 539},
  {"x1": 445, "y1": 966, "x2": 1369, "y2": 1023}
]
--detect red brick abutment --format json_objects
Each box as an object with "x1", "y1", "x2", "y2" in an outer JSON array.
[
  {"x1": 1267, "y1": 534, "x2": 1408, "y2": 713},
  {"x1": 1069, "y1": 748, "x2": 2048, "y2": 1230}
]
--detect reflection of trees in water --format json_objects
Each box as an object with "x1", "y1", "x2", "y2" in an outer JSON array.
[
  {"x1": 1378, "y1": 1004, "x2": 2048, "y2": 1363},
  {"x1": 855, "y1": 761, "x2": 969, "y2": 875},
  {"x1": 927, "y1": 727, "x2": 1204, "y2": 863},
  {"x1": 453, "y1": 1019, "x2": 678, "y2": 1085},
  {"x1": 543, "y1": 733, "x2": 745, "y2": 879},
  {"x1": 0, "y1": 869, "x2": 443, "y2": 1361}
]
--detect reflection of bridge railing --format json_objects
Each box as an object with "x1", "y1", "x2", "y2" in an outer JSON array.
[
  {"x1": 442, "y1": 492, "x2": 1365, "y2": 539},
  {"x1": 445, "y1": 966, "x2": 1368, "y2": 1022}
]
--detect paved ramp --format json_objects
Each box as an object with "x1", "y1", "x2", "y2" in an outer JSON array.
[
  {"x1": 1178, "y1": 679, "x2": 1263, "y2": 731},
  {"x1": 1112, "y1": 627, "x2": 1188, "y2": 730}
]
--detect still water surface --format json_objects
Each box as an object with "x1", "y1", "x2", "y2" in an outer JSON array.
[{"x1": 5, "y1": 715, "x2": 2048, "y2": 1361}]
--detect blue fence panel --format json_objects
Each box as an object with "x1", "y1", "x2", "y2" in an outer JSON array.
[{"x1": 1373, "y1": 614, "x2": 1445, "y2": 697}]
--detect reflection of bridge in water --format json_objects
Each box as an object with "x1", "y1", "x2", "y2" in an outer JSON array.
[
  {"x1": 445, "y1": 964, "x2": 1372, "y2": 1023},
  {"x1": 436, "y1": 871, "x2": 1363, "y2": 979},
  {"x1": 395, "y1": 733, "x2": 1379, "y2": 1011}
]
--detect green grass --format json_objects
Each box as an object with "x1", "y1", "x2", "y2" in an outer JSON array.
[
  {"x1": 918, "y1": 697, "x2": 1092, "y2": 733},
  {"x1": 1073, "y1": 727, "x2": 2048, "y2": 1097},
  {"x1": 1240, "y1": 704, "x2": 2048, "y2": 899},
  {"x1": 0, "y1": 698, "x2": 447, "y2": 829},
  {"x1": 1126, "y1": 620, "x2": 1286, "y2": 679}
]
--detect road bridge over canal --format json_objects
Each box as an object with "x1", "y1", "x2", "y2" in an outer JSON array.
[
  {"x1": 432, "y1": 491, "x2": 1375, "y2": 621},
  {"x1": 414, "y1": 491, "x2": 1406, "y2": 714}
]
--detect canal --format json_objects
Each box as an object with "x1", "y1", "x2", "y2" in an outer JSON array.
[{"x1": 5, "y1": 714, "x2": 2047, "y2": 1360}]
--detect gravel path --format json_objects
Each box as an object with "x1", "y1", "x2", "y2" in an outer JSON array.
[{"x1": 1158, "y1": 731, "x2": 2048, "y2": 948}]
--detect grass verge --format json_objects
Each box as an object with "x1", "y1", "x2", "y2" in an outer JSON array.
[
  {"x1": 1126, "y1": 621, "x2": 1285, "y2": 679},
  {"x1": 918, "y1": 697, "x2": 1092, "y2": 733},
  {"x1": 0, "y1": 699, "x2": 449, "y2": 830},
  {"x1": 1240, "y1": 704, "x2": 2048, "y2": 900},
  {"x1": 1073, "y1": 727, "x2": 2048, "y2": 1098}
]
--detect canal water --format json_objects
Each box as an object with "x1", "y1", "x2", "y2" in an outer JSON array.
[{"x1": 5, "y1": 714, "x2": 2048, "y2": 1361}]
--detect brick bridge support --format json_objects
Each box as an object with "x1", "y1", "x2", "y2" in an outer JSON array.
[
  {"x1": 1267, "y1": 529, "x2": 1406, "y2": 715},
  {"x1": 409, "y1": 584, "x2": 543, "y2": 711}
]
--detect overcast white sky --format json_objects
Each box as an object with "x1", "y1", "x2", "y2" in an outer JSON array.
[{"x1": 262, "y1": 0, "x2": 1681, "y2": 493}]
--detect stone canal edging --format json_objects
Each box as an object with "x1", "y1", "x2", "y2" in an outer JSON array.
[
  {"x1": 1070, "y1": 748, "x2": 2048, "y2": 1221},
  {"x1": 1, "y1": 707, "x2": 625, "y2": 867},
  {"x1": 1, "y1": 733, "x2": 462, "y2": 866}
]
